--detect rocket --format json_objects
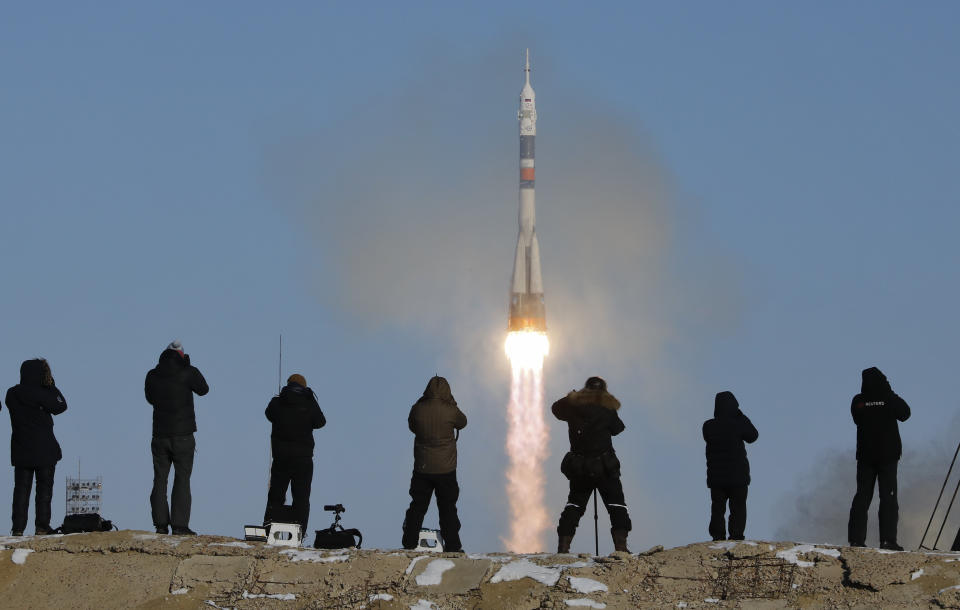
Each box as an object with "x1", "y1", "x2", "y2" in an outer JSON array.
[{"x1": 508, "y1": 49, "x2": 546, "y2": 333}]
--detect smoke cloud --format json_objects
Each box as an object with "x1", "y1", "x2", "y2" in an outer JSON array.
[
  {"x1": 776, "y1": 420, "x2": 960, "y2": 549},
  {"x1": 263, "y1": 47, "x2": 739, "y2": 421},
  {"x1": 262, "y1": 46, "x2": 741, "y2": 550}
]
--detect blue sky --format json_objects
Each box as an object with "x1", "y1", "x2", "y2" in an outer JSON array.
[{"x1": 1, "y1": 3, "x2": 958, "y2": 552}]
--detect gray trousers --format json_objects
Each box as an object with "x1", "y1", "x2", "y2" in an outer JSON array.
[{"x1": 150, "y1": 434, "x2": 195, "y2": 529}]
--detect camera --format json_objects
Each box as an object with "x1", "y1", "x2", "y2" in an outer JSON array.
[{"x1": 324, "y1": 504, "x2": 345, "y2": 513}]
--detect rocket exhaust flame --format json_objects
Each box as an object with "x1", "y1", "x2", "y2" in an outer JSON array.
[
  {"x1": 503, "y1": 51, "x2": 550, "y2": 552},
  {"x1": 504, "y1": 330, "x2": 550, "y2": 552}
]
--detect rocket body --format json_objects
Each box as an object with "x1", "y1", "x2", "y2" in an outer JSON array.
[{"x1": 509, "y1": 50, "x2": 546, "y2": 332}]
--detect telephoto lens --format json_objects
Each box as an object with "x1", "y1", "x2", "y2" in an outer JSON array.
[{"x1": 324, "y1": 504, "x2": 345, "y2": 512}]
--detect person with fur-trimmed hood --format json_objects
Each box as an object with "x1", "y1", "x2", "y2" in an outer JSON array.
[
  {"x1": 145, "y1": 340, "x2": 208, "y2": 536},
  {"x1": 264, "y1": 373, "x2": 326, "y2": 534},
  {"x1": 402, "y1": 376, "x2": 467, "y2": 552},
  {"x1": 4, "y1": 358, "x2": 67, "y2": 536},
  {"x1": 702, "y1": 391, "x2": 758, "y2": 541},
  {"x1": 553, "y1": 376, "x2": 631, "y2": 553},
  {"x1": 847, "y1": 367, "x2": 910, "y2": 550}
]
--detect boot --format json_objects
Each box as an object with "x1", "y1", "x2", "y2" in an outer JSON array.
[
  {"x1": 612, "y1": 529, "x2": 630, "y2": 553},
  {"x1": 558, "y1": 535, "x2": 573, "y2": 554}
]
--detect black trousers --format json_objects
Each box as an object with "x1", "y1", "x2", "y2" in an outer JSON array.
[
  {"x1": 12, "y1": 465, "x2": 56, "y2": 533},
  {"x1": 557, "y1": 474, "x2": 631, "y2": 537},
  {"x1": 848, "y1": 459, "x2": 899, "y2": 545},
  {"x1": 709, "y1": 485, "x2": 748, "y2": 540},
  {"x1": 264, "y1": 456, "x2": 314, "y2": 533},
  {"x1": 150, "y1": 434, "x2": 195, "y2": 529},
  {"x1": 402, "y1": 470, "x2": 462, "y2": 551}
]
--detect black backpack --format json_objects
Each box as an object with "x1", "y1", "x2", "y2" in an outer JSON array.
[
  {"x1": 314, "y1": 526, "x2": 362, "y2": 549},
  {"x1": 57, "y1": 513, "x2": 116, "y2": 534}
]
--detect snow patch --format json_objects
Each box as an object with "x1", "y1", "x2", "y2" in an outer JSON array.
[
  {"x1": 705, "y1": 599, "x2": 720, "y2": 604},
  {"x1": 409, "y1": 600, "x2": 436, "y2": 610},
  {"x1": 549, "y1": 560, "x2": 595, "y2": 569},
  {"x1": 569, "y1": 576, "x2": 607, "y2": 594},
  {"x1": 565, "y1": 600, "x2": 605, "y2": 608},
  {"x1": 939, "y1": 584, "x2": 960, "y2": 594},
  {"x1": 280, "y1": 548, "x2": 348, "y2": 563},
  {"x1": 134, "y1": 534, "x2": 159, "y2": 540},
  {"x1": 210, "y1": 542, "x2": 253, "y2": 548},
  {"x1": 11, "y1": 549, "x2": 34, "y2": 565},
  {"x1": 912, "y1": 568, "x2": 925, "y2": 580},
  {"x1": 171, "y1": 588, "x2": 189, "y2": 595},
  {"x1": 876, "y1": 548, "x2": 900, "y2": 554},
  {"x1": 416, "y1": 559, "x2": 456, "y2": 586},
  {"x1": 775, "y1": 544, "x2": 840, "y2": 568},
  {"x1": 467, "y1": 553, "x2": 512, "y2": 562},
  {"x1": 677, "y1": 604, "x2": 687, "y2": 609},
  {"x1": 369, "y1": 593, "x2": 394, "y2": 601},
  {"x1": 491, "y1": 559, "x2": 562, "y2": 586},
  {"x1": 406, "y1": 555, "x2": 430, "y2": 574},
  {"x1": 242, "y1": 590, "x2": 296, "y2": 600}
]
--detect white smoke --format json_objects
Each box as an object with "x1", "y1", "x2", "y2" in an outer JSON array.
[{"x1": 263, "y1": 46, "x2": 741, "y2": 549}]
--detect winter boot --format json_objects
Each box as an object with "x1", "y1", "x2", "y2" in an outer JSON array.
[
  {"x1": 558, "y1": 535, "x2": 573, "y2": 554},
  {"x1": 880, "y1": 540, "x2": 904, "y2": 551},
  {"x1": 612, "y1": 529, "x2": 630, "y2": 553}
]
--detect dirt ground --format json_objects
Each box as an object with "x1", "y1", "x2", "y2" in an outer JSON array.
[{"x1": 1, "y1": 531, "x2": 958, "y2": 608}]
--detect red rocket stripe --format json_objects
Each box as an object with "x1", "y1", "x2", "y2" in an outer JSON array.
[{"x1": 520, "y1": 168, "x2": 535, "y2": 181}]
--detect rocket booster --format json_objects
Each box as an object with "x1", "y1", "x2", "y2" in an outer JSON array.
[{"x1": 508, "y1": 49, "x2": 546, "y2": 333}]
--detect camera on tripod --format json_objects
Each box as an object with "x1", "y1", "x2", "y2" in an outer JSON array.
[{"x1": 313, "y1": 502, "x2": 362, "y2": 550}]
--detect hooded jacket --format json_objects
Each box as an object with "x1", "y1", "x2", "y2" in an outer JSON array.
[
  {"x1": 265, "y1": 382, "x2": 326, "y2": 459},
  {"x1": 145, "y1": 349, "x2": 209, "y2": 438},
  {"x1": 702, "y1": 391, "x2": 758, "y2": 488},
  {"x1": 4, "y1": 360, "x2": 68, "y2": 468},
  {"x1": 552, "y1": 388, "x2": 625, "y2": 458},
  {"x1": 408, "y1": 377, "x2": 467, "y2": 474},
  {"x1": 851, "y1": 367, "x2": 910, "y2": 462}
]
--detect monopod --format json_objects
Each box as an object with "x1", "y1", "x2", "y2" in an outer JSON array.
[{"x1": 593, "y1": 490, "x2": 599, "y2": 556}]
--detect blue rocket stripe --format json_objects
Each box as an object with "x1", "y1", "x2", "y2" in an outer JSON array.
[
  {"x1": 520, "y1": 135, "x2": 535, "y2": 159},
  {"x1": 520, "y1": 180, "x2": 535, "y2": 189}
]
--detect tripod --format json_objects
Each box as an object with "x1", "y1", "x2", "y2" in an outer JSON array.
[{"x1": 918, "y1": 441, "x2": 960, "y2": 551}]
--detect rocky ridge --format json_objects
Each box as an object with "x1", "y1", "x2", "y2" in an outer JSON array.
[{"x1": 1, "y1": 531, "x2": 959, "y2": 608}]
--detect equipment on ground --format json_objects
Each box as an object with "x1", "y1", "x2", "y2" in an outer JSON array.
[
  {"x1": 313, "y1": 503, "x2": 363, "y2": 549},
  {"x1": 244, "y1": 525, "x2": 268, "y2": 542},
  {"x1": 57, "y1": 472, "x2": 115, "y2": 533},
  {"x1": 267, "y1": 522, "x2": 303, "y2": 547},
  {"x1": 416, "y1": 528, "x2": 444, "y2": 552}
]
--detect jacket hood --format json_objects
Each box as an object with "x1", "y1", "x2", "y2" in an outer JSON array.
[
  {"x1": 861, "y1": 367, "x2": 891, "y2": 394},
  {"x1": 566, "y1": 388, "x2": 621, "y2": 411},
  {"x1": 714, "y1": 391, "x2": 739, "y2": 418},
  {"x1": 157, "y1": 348, "x2": 184, "y2": 368},
  {"x1": 281, "y1": 381, "x2": 310, "y2": 398},
  {"x1": 19, "y1": 359, "x2": 44, "y2": 386},
  {"x1": 420, "y1": 376, "x2": 456, "y2": 405}
]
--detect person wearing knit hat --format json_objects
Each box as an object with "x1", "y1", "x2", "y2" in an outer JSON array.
[
  {"x1": 264, "y1": 373, "x2": 326, "y2": 535},
  {"x1": 144, "y1": 340, "x2": 209, "y2": 535}
]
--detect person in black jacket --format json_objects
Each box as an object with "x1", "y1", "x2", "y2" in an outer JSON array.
[
  {"x1": 553, "y1": 377, "x2": 631, "y2": 553},
  {"x1": 4, "y1": 359, "x2": 67, "y2": 536},
  {"x1": 702, "y1": 391, "x2": 758, "y2": 541},
  {"x1": 145, "y1": 340, "x2": 209, "y2": 535},
  {"x1": 264, "y1": 374, "x2": 326, "y2": 534},
  {"x1": 847, "y1": 367, "x2": 910, "y2": 550}
]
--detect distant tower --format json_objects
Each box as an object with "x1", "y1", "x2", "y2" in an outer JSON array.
[{"x1": 66, "y1": 475, "x2": 102, "y2": 516}]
